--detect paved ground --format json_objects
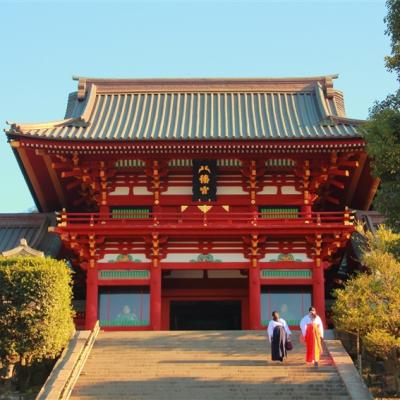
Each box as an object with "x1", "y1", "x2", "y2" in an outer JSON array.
[{"x1": 70, "y1": 331, "x2": 351, "y2": 400}]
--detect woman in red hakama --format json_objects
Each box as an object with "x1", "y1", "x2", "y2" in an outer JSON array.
[
  {"x1": 305, "y1": 322, "x2": 323, "y2": 364},
  {"x1": 300, "y1": 306, "x2": 324, "y2": 367}
]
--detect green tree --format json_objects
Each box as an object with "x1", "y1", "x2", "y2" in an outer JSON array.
[
  {"x1": 363, "y1": 0, "x2": 400, "y2": 230},
  {"x1": 364, "y1": 103, "x2": 400, "y2": 230},
  {"x1": 332, "y1": 273, "x2": 380, "y2": 373},
  {"x1": 384, "y1": 0, "x2": 400, "y2": 78},
  {"x1": 0, "y1": 256, "x2": 74, "y2": 386},
  {"x1": 333, "y1": 226, "x2": 400, "y2": 392}
]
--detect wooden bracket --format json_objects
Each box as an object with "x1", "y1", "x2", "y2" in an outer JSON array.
[{"x1": 240, "y1": 160, "x2": 265, "y2": 205}]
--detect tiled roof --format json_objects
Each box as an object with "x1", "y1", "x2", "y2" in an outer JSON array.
[
  {"x1": 0, "y1": 213, "x2": 61, "y2": 257},
  {"x1": 6, "y1": 76, "x2": 363, "y2": 141},
  {"x1": 355, "y1": 210, "x2": 385, "y2": 233},
  {"x1": 351, "y1": 211, "x2": 386, "y2": 262}
]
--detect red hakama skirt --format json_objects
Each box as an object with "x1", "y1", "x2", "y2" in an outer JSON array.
[{"x1": 305, "y1": 323, "x2": 322, "y2": 363}]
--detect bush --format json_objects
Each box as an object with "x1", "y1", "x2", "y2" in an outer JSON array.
[
  {"x1": 0, "y1": 256, "x2": 74, "y2": 386},
  {"x1": 333, "y1": 226, "x2": 400, "y2": 394}
]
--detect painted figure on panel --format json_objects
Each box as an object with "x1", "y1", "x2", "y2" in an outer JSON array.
[{"x1": 116, "y1": 305, "x2": 138, "y2": 322}]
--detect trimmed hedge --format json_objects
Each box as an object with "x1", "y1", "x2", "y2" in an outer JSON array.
[{"x1": 0, "y1": 256, "x2": 74, "y2": 382}]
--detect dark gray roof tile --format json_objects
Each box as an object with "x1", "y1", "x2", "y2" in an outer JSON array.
[{"x1": 0, "y1": 213, "x2": 61, "y2": 257}]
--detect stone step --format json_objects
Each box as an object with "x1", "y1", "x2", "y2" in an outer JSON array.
[{"x1": 69, "y1": 330, "x2": 351, "y2": 400}]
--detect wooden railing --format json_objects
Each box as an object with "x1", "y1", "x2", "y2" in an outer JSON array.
[{"x1": 56, "y1": 210, "x2": 354, "y2": 229}]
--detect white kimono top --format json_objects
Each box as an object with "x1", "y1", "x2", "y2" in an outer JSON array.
[
  {"x1": 267, "y1": 318, "x2": 292, "y2": 343},
  {"x1": 299, "y1": 315, "x2": 324, "y2": 338}
]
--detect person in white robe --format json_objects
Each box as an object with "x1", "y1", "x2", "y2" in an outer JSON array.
[
  {"x1": 300, "y1": 308, "x2": 324, "y2": 338},
  {"x1": 299, "y1": 306, "x2": 324, "y2": 367},
  {"x1": 267, "y1": 313, "x2": 292, "y2": 342},
  {"x1": 267, "y1": 311, "x2": 292, "y2": 361}
]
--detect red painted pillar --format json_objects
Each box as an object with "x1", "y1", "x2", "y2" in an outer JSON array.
[
  {"x1": 248, "y1": 260, "x2": 261, "y2": 330},
  {"x1": 150, "y1": 261, "x2": 162, "y2": 330},
  {"x1": 313, "y1": 259, "x2": 326, "y2": 327},
  {"x1": 85, "y1": 266, "x2": 98, "y2": 330}
]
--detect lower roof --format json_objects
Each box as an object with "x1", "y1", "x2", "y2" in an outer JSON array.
[{"x1": 0, "y1": 213, "x2": 61, "y2": 257}]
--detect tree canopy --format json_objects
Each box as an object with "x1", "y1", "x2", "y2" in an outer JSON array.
[
  {"x1": 333, "y1": 226, "x2": 400, "y2": 392},
  {"x1": 384, "y1": 0, "x2": 400, "y2": 79},
  {"x1": 0, "y1": 256, "x2": 74, "y2": 383},
  {"x1": 363, "y1": 0, "x2": 400, "y2": 230}
]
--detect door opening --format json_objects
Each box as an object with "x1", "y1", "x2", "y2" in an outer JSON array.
[{"x1": 170, "y1": 300, "x2": 241, "y2": 330}]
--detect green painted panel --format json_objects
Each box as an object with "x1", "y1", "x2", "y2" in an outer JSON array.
[
  {"x1": 115, "y1": 159, "x2": 145, "y2": 168},
  {"x1": 265, "y1": 159, "x2": 295, "y2": 167},
  {"x1": 99, "y1": 270, "x2": 150, "y2": 280},
  {"x1": 259, "y1": 207, "x2": 299, "y2": 219},
  {"x1": 111, "y1": 207, "x2": 151, "y2": 219},
  {"x1": 260, "y1": 269, "x2": 312, "y2": 279}
]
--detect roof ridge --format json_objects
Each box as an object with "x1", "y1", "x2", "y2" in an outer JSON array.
[
  {"x1": 74, "y1": 75, "x2": 340, "y2": 100},
  {"x1": 72, "y1": 74, "x2": 339, "y2": 82}
]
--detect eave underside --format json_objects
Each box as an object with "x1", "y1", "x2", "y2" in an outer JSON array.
[{"x1": 8, "y1": 136, "x2": 372, "y2": 213}]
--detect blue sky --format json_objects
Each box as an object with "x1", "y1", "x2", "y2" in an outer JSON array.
[{"x1": 0, "y1": 0, "x2": 397, "y2": 212}]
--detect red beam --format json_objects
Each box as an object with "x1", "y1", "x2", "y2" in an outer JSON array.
[
  {"x1": 258, "y1": 261, "x2": 314, "y2": 269},
  {"x1": 96, "y1": 262, "x2": 151, "y2": 270},
  {"x1": 161, "y1": 262, "x2": 250, "y2": 270},
  {"x1": 98, "y1": 279, "x2": 150, "y2": 286},
  {"x1": 325, "y1": 196, "x2": 340, "y2": 205},
  {"x1": 329, "y1": 179, "x2": 345, "y2": 190},
  {"x1": 345, "y1": 153, "x2": 367, "y2": 206},
  {"x1": 260, "y1": 279, "x2": 312, "y2": 285}
]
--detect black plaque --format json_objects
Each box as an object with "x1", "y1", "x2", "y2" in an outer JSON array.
[{"x1": 192, "y1": 160, "x2": 217, "y2": 202}]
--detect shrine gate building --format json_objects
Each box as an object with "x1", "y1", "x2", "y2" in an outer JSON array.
[{"x1": 5, "y1": 76, "x2": 378, "y2": 331}]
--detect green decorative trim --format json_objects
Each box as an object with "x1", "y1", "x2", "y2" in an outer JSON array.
[
  {"x1": 168, "y1": 159, "x2": 192, "y2": 168},
  {"x1": 267, "y1": 253, "x2": 303, "y2": 262},
  {"x1": 115, "y1": 159, "x2": 145, "y2": 168},
  {"x1": 100, "y1": 319, "x2": 150, "y2": 327},
  {"x1": 265, "y1": 159, "x2": 295, "y2": 168},
  {"x1": 259, "y1": 207, "x2": 299, "y2": 219},
  {"x1": 168, "y1": 159, "x2": 241, "y2": 168},
  {"x1": 260, "y1": 269, "x2": 312, "y2": 279},
  {"x1": 99, "y1": 270, "x2": 150, "y2": 280},
  {"x1": 217, "y1": 159, "x2": 241, "y2": 167},
  {"x1": 189, "y1": 254, "x2": 222, "y2": 262},
  {"x1": 261, "y1": 319, "x2": 300, "y2": 326},
  {"x1": 111, "y1": 207, "x2": 151, "y2": 219}
]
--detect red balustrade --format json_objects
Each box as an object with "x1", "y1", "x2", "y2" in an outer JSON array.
[{"x1": 56, "y1": 210, "x2": 354, "y2": 232}]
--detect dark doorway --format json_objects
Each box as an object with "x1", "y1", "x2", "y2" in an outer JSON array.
[{"x1": 170, "y1": 300, "x2": 241, "y2": 330}]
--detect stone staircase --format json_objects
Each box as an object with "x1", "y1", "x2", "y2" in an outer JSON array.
[{"x1": 70, "y1": 331, "x2": 351, "y2": 400}]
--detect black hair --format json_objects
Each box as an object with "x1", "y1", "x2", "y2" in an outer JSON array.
[
  {"x1": 272, "y1": 311, "x2": 279, "y2": 321},
  {"x1": 309, "y1": 306, "x2": 316, "y2": 312}
]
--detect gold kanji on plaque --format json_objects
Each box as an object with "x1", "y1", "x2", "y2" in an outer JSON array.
[
  {"x1": 193, "y1": 160, "x2": 217, "y2": 201},
  {"x1": 199, "y1": 174, "x2": 210, "y2": 184}
]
